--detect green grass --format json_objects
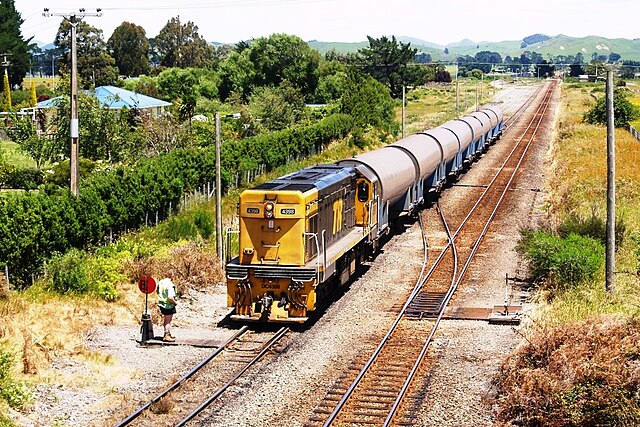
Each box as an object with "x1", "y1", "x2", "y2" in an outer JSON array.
[
  {"x1": 542, "y1": 83, "x2": 640, "y2": 323},
  {"x1": 0, "y1": 141, "x2": 36, "y2": 168}
]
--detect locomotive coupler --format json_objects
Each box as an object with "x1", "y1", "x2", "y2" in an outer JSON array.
[{"x1": 261, "y1": 294, "x2": 273, "y2": 311}]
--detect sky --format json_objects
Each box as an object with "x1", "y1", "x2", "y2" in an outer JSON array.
[{"x1": 15, "y1": 0, "x2": 640, "y2": 47}]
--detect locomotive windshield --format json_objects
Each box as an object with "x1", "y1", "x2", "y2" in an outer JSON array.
[{"x1": 357, "y1": 181, "x2": 369, "y2": 202}]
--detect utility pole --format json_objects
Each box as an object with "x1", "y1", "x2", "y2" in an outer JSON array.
[
  {"x1": 402, "y1": 85, "x2": 405, "y2": 138},
  {"x1": 605, "y1": 69, "x2": 616, "y2": 293},
  {"x1": 475, "y1": 81, "x2": 479, "y2": 112},
  {"x1": 43, "y1": 8, "x2": 102, "y2": 197},
  {"x1": 215, "y1": 112, "x2": 223, "y2": 263}
]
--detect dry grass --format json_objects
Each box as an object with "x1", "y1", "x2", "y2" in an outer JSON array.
[
  {"x1": 0, "y1": 239, "x2": 225, "y2": 402},
  {"x1": 493, "y1": 315, "x2": 640, "y2": 426},
  {"x1": 399, "y1": 80, "x2": 500, "y2": 135}
]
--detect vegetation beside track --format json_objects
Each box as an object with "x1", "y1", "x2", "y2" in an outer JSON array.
[{"x1": 494, "y1": 80, "x2": 640, "y2": 426}]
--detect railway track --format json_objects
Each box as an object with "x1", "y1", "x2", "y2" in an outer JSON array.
[
  {"x1": 305, "y1": 80, "x2": 558, "y2": 427},
  {"x1": 114, "y1": 326, "x2": 288, "y2": 427}
]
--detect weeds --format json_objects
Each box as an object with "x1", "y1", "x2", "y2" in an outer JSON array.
[
  {"x1": 493, "y1": 315, "x2": 640, "y2": 426},
  {"x1": 0, "y1": 348, "x2": 30, "y2": 410},
  {"x1": 518, "y1": 229, "x2": 604, "y2": 294}
]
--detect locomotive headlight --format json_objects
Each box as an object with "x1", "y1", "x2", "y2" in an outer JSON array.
[{"x1": 264, "y1": 202, "x2": 274, "y2": 218}]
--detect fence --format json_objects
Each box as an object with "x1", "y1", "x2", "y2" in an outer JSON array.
[{"x1": 630, "y1": 125, "x2": 640, "y2": 142}]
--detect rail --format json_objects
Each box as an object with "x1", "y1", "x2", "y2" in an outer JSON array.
[
  {"x1": 319, "y1": 80, "x2": 557, "y2": 427},
  {"x1": 175, "y1": 327, "x2": 289, "y2": 426},
  {"x1": 115, "y1": 326, "x2": 288, "y2": 426},
  {"x1": 114, "y1": 326, "x2": 249, "y2": 427}
]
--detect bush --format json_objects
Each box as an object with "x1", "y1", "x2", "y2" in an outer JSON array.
[
  {"x1": 0, "y1": 114, "x2": 355, "y2": 287},
  {"x1": 518, "y1": 230, "x2": 604, "y2": 292},
  {"x1": 558, "y1": 210, "x2": 626, "y2": 248},
  {"x1": 0, "y1": 167, "x2": 43, "y2": 190},
  {"x1": 46, "y1": 249, "x2": 91, "y2": 295},
  {"x1": 583, "y1": 88, "x2": 640, "y2": 128},
  {"x1": 493, "y1": 315, "x2": 640, "y2": 426},
  {"x1": 0, "y1": 348, "x2": 30, "y2": 409}
]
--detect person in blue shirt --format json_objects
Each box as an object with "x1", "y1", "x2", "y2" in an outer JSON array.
[{"x1": 157, "y1": 270, "x2": 177, "y2": 342}]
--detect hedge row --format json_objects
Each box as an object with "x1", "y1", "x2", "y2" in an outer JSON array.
[
  {"x1": 0, "y1": 166, "x2": 44, "y2": 190},
  {"x1": 0, "y1": 114, "x2": 354, "y2": 287}
]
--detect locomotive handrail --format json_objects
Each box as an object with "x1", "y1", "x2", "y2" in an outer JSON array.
[
  {"x1": 225, "y1": 228, "x2": 239, "y2": 265},
  {"x1": 321, "y1": 229, "x2": 327, "y2": 283},
  {"x1": 303, "y1": 232, "x2": 321, "y2": 285}
]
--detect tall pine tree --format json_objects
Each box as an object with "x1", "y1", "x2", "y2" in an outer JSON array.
[{"x1": 0, "y1": 0, "x2": 33, "y2": 87}]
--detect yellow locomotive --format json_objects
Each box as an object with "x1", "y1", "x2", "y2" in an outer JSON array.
[{"x1": 226, "y1": 164, "x2": 375, "y2": 322}]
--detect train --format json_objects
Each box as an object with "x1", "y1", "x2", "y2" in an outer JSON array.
[{"x1": 226, "y1": 106, "x2": 504, "y2": 323}]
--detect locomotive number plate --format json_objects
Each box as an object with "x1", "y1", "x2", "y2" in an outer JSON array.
[
  {"x1": 261, "y1": 283, "x2": 280, "y2": 290},
  {"x1": 246, "y1": 207, "x2": 260, "y2": 214},
  {"x1": 280, "y1": 208, "x2": 295, "y2": 215}
]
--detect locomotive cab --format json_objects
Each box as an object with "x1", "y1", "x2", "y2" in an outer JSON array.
[{"x1": 226, "y1": 164, "x2": 367, "y2": 322}]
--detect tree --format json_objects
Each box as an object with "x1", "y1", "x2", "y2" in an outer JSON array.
[
  {"x1": 54, "y1": 20, "x2": 118, "y2": 88},
  {"x1": 569, "y1": 63, "x2": 585, "y2": 77},
  {"x1": 217, "y1": 49, "x2": 256, "y2": 101},
  {"x1": 314, "y1": 59, "x2": 348, "y2": 103},
  {"x1": 248, "y1": 82, "x2": 306, "y2": 132},
  {"x1": 608, "y1": 52, "x2": 621, "y2": 63},
  {"x1": 358, "y1": 35, "x2": 417, "y2": 98},
  {"x1": 2, "y1": 72, "x2": 11, "y2": 111},
  {"x1": 340, "y1": 68, "x2": 395, "y2": 134},
  {"x1": 28, "y1": 81, "x2": 36, "y2": 107},
  {"x1": 534, "y1": 60, "x2": 555, "y2": 78},
  {"x1": 0, "y1": 0, "x2": 33, "y2": 87},
  {"x1": 155, "y1": 16, "x2": 214, "y2": 68},
  {"x1": 248, "y1": 34, "x2": 321, "y2": 100},
  {"x1": 434, "y1": 66, "x2": 452, "y2": 82},
  {"x1": 584, "y1": 88, "x2": 640, "y2": 128},
  {"x1": 107, "y1": 22, "x2": 150, "y2": 77},
  {"x1": 474, "y1": 51, "x2": 502, "y2": 74}
]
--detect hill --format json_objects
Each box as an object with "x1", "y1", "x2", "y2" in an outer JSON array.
[{"x1": 309, "y1": 34, "x2": 640, "y2": 62}]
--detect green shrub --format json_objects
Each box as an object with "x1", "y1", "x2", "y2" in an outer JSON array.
[
  {"x1": 165, "y1": 216, "x2": 199, "y2": 242},
  {"x1": 0, "y1": 114, "x2": 355, "y2": 287},
  {"x1": 85, "y1": 256, "x2": 122, "y2": 302},
  {"x1": 47, "y1": 249, "x2": 91, "y2": 295},
  {"x1": 0, "y1": 167, "x2": 43, "y2": 190},
  {"x1": 583, "y1": 88, "x2": 640, "y2": 127},
  {"x1": 192, "y1": 208, "x2": 214, "y2": 239},
  {"x1": 519, "y1": 230, "x2": 604, "y2": 292},
  {"x1": 0, "y1": 348, "x2": 30, "y2": 409},
  {"x1": 558, "y1": 211, "x2": 626, "y2": 249}
]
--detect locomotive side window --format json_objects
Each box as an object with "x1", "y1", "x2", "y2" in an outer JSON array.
[{"x1": 357, "y1": 181, "x2": 369, "y2": 202}]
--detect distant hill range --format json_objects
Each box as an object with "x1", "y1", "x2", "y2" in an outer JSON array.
[{"x1": 309, "y1": 34, "x2": 640, "y2": 63}]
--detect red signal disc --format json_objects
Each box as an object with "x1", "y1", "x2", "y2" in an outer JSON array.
[{"x1": 138, "y1": 275, "x2": 157, "y2": 294}]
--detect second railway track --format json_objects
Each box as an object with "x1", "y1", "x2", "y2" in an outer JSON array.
[
  {"x1": 305, "y1": 79, "x2": 558, "y2": 427},
  {"x1": 114, "y1": 326, "x2": 289, "y2": 427}
]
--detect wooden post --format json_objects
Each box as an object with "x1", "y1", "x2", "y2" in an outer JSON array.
[
  {"x1": 215, "y1": 112, "x2": 223, "y2": 264},
  {"x1": 605, "y1": 69, "x2": 616, "y2": 293}
]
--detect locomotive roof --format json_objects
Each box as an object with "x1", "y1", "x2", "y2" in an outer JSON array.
[{"x1": 253, "y1": 164, "x2": 354, "y2": 193}]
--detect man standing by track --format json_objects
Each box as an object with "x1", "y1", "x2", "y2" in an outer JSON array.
[{"x1": 157, "y1": 270, "x2": 177, "y2": 342}]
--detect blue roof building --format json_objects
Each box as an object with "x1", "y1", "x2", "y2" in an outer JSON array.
[{"x1": 37, "y1": 86, "x2": 172, "y2": 117}]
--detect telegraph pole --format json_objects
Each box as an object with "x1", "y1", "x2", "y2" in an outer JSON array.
[
  {"x1": 215, "y1": 112, "x2": 223, "y2": 263},
  {"x1": 605, "y1": 69, "x2": 616, "y2": 293},
  {"x1": 43, "y1": 8, "x2": 102, "y2": 197}
]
